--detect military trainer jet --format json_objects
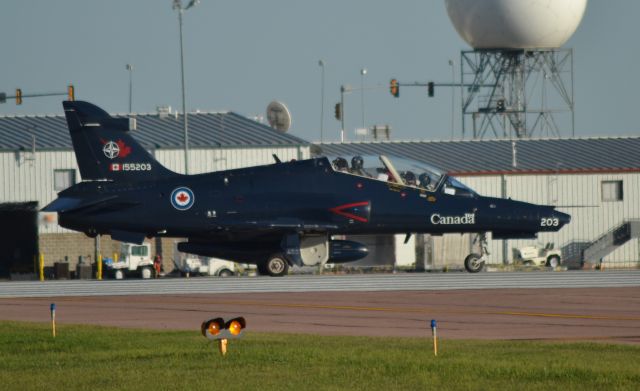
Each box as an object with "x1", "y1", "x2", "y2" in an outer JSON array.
[{"x1": 44, "y1": 101, "x2": 570, "y2": 276}]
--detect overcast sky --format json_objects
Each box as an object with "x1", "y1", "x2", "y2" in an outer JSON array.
[{"x1": 1, "y1": 1, "x2": 638, "y2": 143}]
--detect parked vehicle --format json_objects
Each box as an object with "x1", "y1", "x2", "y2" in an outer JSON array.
[
  {"x1": 104, "y1": 242, "x2": 154, "y2": 279},
  {"x1": 512, "y1": 243, "x2": 562, "y2": 268},
  {"x1": 173, "y1": 243, "x2": 240, "y2": 277}
]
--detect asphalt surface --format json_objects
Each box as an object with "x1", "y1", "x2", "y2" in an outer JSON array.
[
  {"x1": 1, "y1": 270, "x2": 639, "y2": 298},
  {"x1": 1, "y1": 271, "x2": 639, "y2": 344}
]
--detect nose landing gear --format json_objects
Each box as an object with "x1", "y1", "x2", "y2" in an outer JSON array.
[{"x1": 464, "y1": 233, "x2": 489, "y2": 273}]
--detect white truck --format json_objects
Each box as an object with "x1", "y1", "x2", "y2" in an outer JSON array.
[
  {"x1": 173, "y1": 253, "x2": 237, "y2": 277},
  {"x1": 172, "y1": 243, "x2": 239, "y2": 277},
  {"x1": 512, "y1": 243, "x2": 562, "y2": 268},
  {"x1": 105, "y1": 242, "x2": 155, "y2": 279}
]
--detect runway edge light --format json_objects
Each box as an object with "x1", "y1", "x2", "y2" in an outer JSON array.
[{"x1": 201, "y1": 317, "x2": 246, "y2": 356}]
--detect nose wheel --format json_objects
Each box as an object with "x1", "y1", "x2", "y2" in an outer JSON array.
[
  {"x1": 465, "y1": 233, "x2": 489, "y2": 273},
  {"x1": 464, "y1": 253, "x2": 485, "y2": 273}
]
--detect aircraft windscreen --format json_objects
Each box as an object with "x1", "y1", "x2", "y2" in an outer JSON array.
[
  {"x1": 327, "y1": 155, "x2": 446, "y2": 191},
  {"x1": 443, "y1": 176, "x2": 477, "y2": 197}
]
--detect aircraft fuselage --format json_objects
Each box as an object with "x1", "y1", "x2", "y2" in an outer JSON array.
[{"x1": 58, "y1": 157, "x2": 568, "y2": 240}]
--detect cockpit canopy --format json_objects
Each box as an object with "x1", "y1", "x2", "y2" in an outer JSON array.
[{"x1": 327, "y1": 154, "x2": 477, "y2": 197}]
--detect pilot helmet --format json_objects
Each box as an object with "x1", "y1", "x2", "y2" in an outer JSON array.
[
  {"x1": 351, "y1": 155, "x2": 364, "y2": 170},
  {"x1": 419, "y1": 173, "x2": 431, "y2": 187},
  {"x1": 403, "y1": 171, "x2": 417, "y2": 185},
  {"x1": 332, "y1": 157, "x2": 348, "y2": 171}
]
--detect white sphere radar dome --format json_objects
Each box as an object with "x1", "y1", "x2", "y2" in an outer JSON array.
[{"x1": 445, "y1": 0, "x2": 588, "y2": 49}]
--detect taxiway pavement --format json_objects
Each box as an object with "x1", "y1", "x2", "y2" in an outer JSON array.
[{"x1": 1, "y1": 272, "x2": 638, "y2": 344}]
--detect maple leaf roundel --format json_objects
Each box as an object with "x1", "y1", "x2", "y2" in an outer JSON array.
[{"x1": 170, "y1": 187, "x2": 195, "y2": 211}]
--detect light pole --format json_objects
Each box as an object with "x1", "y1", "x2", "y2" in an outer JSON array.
[
  {"x1": 173, "y1": 0, "x2": 200, "y2": 175},
  {"x1": 340, "y1": 85, "x2": 347, "y2": 143},
  {"x1": 360, "y1": 68, "x2": 367, "y2": 128},
  {"x1": 448, "y1": 59, "x2": 455, "y2": 139},
  {"x1": 318, "y1": 60, "x2": 325, "y2": 142},
  {"x1": 126, "y1": 64, "x2": 134, "y2": 113}
]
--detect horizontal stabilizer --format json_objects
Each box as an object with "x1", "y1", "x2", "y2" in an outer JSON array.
[
  {"x1": 42, "y1": 197, "x2": 82, "y2": 212},
  {"x1": 42, "y1": 196, "x2": 118, "y2": 213}
]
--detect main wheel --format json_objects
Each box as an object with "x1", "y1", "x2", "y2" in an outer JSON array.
[
  {"x1": 218, "y1": 269, "x2": 233, "y2": 277},
  {"x1": 464, "y1": 253, "x2": 484, "y2": 273},
  {"x1": 547, "y1": 255, "x2": 561, "y2": 268},
  {"x1": 140, "y1": 267, "x2": 152, "y2": 279},
  {"x1": 264, "y1": 254, "x2": 289, "y2": 277}
]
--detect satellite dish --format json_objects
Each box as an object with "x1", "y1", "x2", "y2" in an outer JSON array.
[
  {"x1": 445, "y1": 0, "x2": 588, "y2": 49},
  {"x1": 266, "y1": 101, "x2": 292, "y2": 132}
]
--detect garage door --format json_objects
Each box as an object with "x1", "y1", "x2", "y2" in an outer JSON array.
[{"x1": 0, "y1": 202, "x2": 38, "y2": 278}]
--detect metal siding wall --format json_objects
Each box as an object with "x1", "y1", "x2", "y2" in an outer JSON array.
[
  {"x1": 460, "y1": 176, "x2": 503, "y2": 198},
  {"x1": 458, "y1": 172, "x2": 640, "y2": 266},
  {"x1": 505, "y1": 175, "x2": 558, "y2": 264},
  {"x1": 429, "y1": 234, "x2": 473, "y2": 268},
  {"x1": 598, "y1": 173, "x2": 639, "y2": 264},
  {"x1": 1, "y1": 151, "x2": 80, "y2": 234},
  {"x1": 2, "y1": 148, "x2": 312, "y2": 197},
  {"x1": 393, "y1": 234, "x2": 416, "y2": 267},
  {"x1": 0, "y1": 146, "x2": 309, "y2": 236},
  {"x1": 548, "y1": 173, "x2": 639, "y2": 265},
  {"x1": 154, "y1": 147, "x2": 309, "y2": 174}
]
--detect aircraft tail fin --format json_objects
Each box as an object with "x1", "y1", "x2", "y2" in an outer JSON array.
[{"x1": 63, "y1": 101, "x2": 176, "y2": 182}]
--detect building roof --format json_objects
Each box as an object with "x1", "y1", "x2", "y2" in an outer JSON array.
[
  {"x1": 0, "y1": 110, "x2": 308, "y2": 151},
  {"x1": 315, "y1": 137, "x2": 640, "y2": 175}
]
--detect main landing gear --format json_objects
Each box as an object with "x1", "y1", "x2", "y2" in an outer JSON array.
[
  {"x1": 257, "y1": 253, "x2": 290, "y2": 277},
  {"x1": 464, "y1": 233, "x2": 489, "y2": 273}
]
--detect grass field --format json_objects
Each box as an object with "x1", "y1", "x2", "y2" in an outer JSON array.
[{"x1": 1, "y1": 321, "x2": 638, "y2": 390}]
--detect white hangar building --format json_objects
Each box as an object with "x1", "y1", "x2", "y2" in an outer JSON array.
[
  {"x1": 317, "y1": 137, "x2": 640, "y2": 270},
  {"x1": 0, "y1": 107, "x2": 309, "y2": 277},
  {"x1": 1, "y1": 104, "x2": 639, "y2": 277}
]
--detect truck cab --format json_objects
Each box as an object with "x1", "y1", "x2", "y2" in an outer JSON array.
[{"x1": 106, "y1": 242, "x2": 154, "y2": 279}]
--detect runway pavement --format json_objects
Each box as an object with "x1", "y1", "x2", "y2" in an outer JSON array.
[
  {"x1": 1, "y1": 270, "x2": 639, "y2": 298},
  {"x1": 1, "y1": 271, "x2": 639, "y2": 343}
]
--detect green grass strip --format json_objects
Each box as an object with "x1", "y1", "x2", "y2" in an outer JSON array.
[{"x1": 0, "y1": 321, "x2": 638, "y2": 390}]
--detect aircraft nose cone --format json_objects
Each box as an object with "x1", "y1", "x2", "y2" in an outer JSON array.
[
  {"x1": 555, "y1": 210, "x2": 571, "y2": 226},
  {"x1": 537, "y1": 208, "x2": 571, "y2": 232}
]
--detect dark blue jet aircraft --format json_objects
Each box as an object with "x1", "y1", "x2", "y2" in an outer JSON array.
[{"x1": 44, "y1": 101, "x2": 570, "y2": 276}]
